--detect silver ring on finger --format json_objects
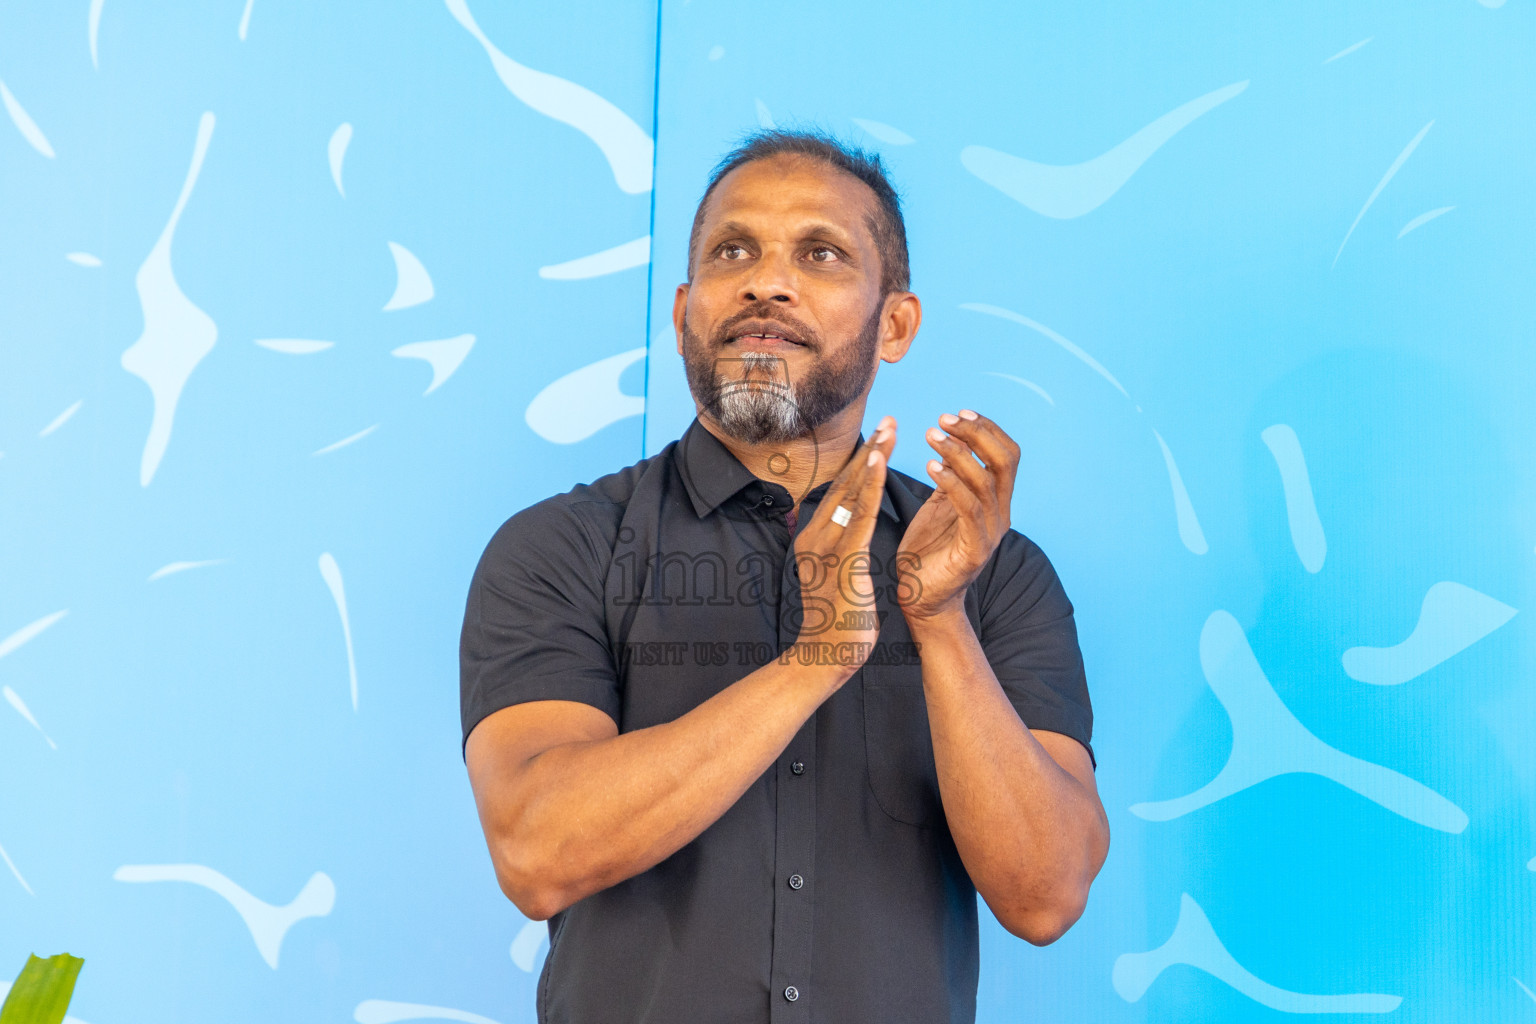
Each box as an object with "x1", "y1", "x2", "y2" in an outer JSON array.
[{"x1": 830, "y1": 504, "x2": 852, "y2": 528}]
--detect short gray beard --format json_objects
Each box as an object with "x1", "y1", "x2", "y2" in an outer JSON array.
[
  {"x1": 681, "y1": 304, "x2": 883, "y2": 445},
  {"x1": 712, "y1": 354, "x2": 806, "y2": 444}
]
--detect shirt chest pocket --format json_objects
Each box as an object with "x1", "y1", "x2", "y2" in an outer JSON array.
[{"x1": 862, "y1": 666, "x2": 945, "y2": 828}]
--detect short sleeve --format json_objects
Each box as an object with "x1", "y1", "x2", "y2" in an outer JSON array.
[
  {"x1": 976, "y1": 531, "x2": 1095, "y2": 766},
  {"x1": 459, "y1": 499, "x2": 621, "y2": 752}
]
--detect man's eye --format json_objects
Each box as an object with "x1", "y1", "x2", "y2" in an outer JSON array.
[
  {"x1": 808, "y1": 246, "x2": 840, "y2": 262},
  {"x1": 719, "y1": 244, "x2": 749, "y2": 259}
]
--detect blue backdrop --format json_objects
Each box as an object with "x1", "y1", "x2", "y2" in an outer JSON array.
[{"x1": 2, "y1": 2, "x2": 1533, "y2": 1021}]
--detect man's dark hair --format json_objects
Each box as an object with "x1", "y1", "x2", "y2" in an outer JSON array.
[{"x1": 687, "y1": 129, "x2": 910, "y2": 296}]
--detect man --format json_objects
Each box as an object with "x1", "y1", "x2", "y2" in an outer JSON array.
[{"x1": 460, "y1": 130, "x2": 1108, "y2": 1023}]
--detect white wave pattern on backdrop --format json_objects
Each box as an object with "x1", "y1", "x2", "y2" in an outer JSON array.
[
  {"x1": 1398, "y1": 205, "x2": 1454, "y2": 239},
  {"x1": 539, "y1": 235, "x2": 651, "y2": 280},
  {"x1": 444, "y1": 0, "x2": 653, "y2": 194},
  {"x1": 0, "y1": 78, "x2": 57, "y2": 158},
  {"x1": 383, "y1": 242, "x2": 435, "y2": 311},
  {"x1": 89, "y1": 0, "x2": 107, "y2": 68},
  {"x1": 120, "y1": 111, "x2": 217, "y2": 487},
  {"x1": 238, "y1": 0, "x2": 255, "y2": 40},
  {"x1": 256, "y1": 338, "x2": 334, "y2": 354},
  {"x1": 1131, "y1": 611, "x2": 1468, "y2": 832},
  {"x1": 314, "y1": 425, "x2": 379, "y2": 456},
  {"x1": 851, "y1": 118, "x2": 914, "y2": 145},
  {"x1": 1261, "y1": 424, "x2": 1327, "y2": 573},
  {"x1": 319, "y1": 553, "x2": 360, "y2": 710},
  {"x1": 510, "y1": 920, "x2": 548, "y2": 972},
  {"x1": 1113, "y1": 893, "x2": 1401, "y2": 1013},
  {"x1": 1324, "y1": 37, "x2": 1373, "y2": 64},
  {"x1": 329, "y1": 123, "x2": 353, "y2": 197},
  {"x1": 961, "y1": 80, "x2": 1248, "y2": 218},
  {"x1": 525, "y1": 347, "x2": 647, "y2": 444},
  {"x1": 355, "y1": 1000, "x2": 503, "y2": 1024},
  {"x1": 984, "y1": 371, "x2": 1055, "y2": 406},
  {"x1": 113, "y1": 864, "x2": 335, "y2": 969},
  {"x1": 0, "y1": 610, "x2": 69, "y2": 661},
  {"x1": 1152, "y1": 431, "x2": 1210, "y2": 556},
  {"x1": 3, "y1": 686, "x2": 57, "y2": 749},
  {"x1": 392, "y1": 334, "x2": 476, "y2": 394},
  {"x1": 962, "y1": 304, "x2": 1209, "y2": 554},
  {"x1": 1342, "y1": 582, "x2": 1516, "y2": 686},
  {"x1": 148, "y1": 559, "x2": 225, "y2": 581},
  {"x1": 755, "y1": 99, "x2": 775, "y2": 129},
  {"x1": 1333, "y1": 121, "x2": 1434, "y2": 268},
  {"x1": 39, "y1": 400, "x2": 83, "y2": 438},
  {"x1": 66, "y1": 252, "x2": 103, "y2": 266},
  {"x1": 0, "y1": 839, "x2": 32, "y2": 895},
  {"x1": 961, "y1": 303, "x2": 1130, "y2": 396}
]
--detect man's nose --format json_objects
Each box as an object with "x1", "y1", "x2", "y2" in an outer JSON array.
[{"x1": 737, "y1": 249, "x2": 798, "y2": 305}]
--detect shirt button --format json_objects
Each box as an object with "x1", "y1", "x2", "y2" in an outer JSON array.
[
  {"x1": 791, "y1": 760, "x2": 805, "y2": 775},
  {"x1": 788, "y1": 873, "x2": 804, "y2": 890},
  {"x1": 784, "y1": 986, "x2": 800, "y2": 1002}
]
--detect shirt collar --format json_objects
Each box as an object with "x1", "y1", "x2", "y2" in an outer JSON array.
[{"x1": 678, "y1": 419, "x2": 900, "y2": 521}]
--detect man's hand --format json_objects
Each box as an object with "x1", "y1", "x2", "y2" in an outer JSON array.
[
  {"x1": 896, "y1": 410, "x2": 1021, "y2": 623},
  {"x1": 792, "y1": 416, "x2": 898, "y2": 675}
]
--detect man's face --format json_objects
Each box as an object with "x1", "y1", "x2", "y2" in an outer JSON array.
[{"x1": 676, "y1": 155, "x2": 892, "y2": 444}]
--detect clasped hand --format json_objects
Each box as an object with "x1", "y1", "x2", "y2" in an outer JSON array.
[{"x1": 791, "y1": 411, "x2": 1021, "y2": 671}]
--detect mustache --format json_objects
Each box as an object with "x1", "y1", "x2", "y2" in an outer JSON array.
[{"x1": 709, "y1": 303, "x2": 820, "y2": 349}]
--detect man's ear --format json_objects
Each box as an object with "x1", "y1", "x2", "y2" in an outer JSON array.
[
  {"x1": 673, "y1": 284, "x2": 690, "y2": 356},
  {"x1": 878, "y1": 292, "x2": 922, "y2": 364}
]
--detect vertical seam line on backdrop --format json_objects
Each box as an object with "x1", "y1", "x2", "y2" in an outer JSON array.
[{"x1": 639, "y1": 0, "x2": 666, "y2": 458}]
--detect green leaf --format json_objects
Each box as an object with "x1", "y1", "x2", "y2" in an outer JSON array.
[{"x1": 0, "y1": 955, "x2": 84, "y2": 1024}]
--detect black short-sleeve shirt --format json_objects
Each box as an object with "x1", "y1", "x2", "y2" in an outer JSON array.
[{"x1": 461, "y1": 420, "x2": 1093, "y2": 1024}]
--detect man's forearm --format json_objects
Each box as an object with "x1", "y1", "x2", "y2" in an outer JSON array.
[
  {"x1": 909, "y1": 608, "x2": 1109, "y2": 944},
  {"x1": 476, "y1": 433, "x2": 897, "y2": 919},
  {"x1": 489, "y1": 654, "x2": 845, "y2": 919}
]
